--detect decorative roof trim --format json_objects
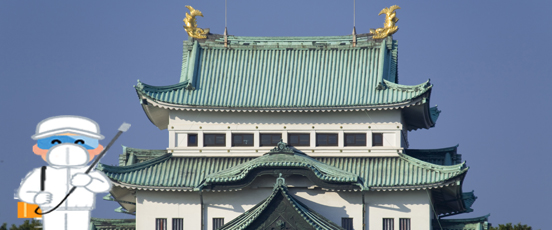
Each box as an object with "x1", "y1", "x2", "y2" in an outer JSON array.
[
  {"x1": 111, "y1": 180, "x2": 195, "y2": 192},
  {"x1": 99, "y1": 153, "x2": 172, "y2": 173},
  {"x1": 220, "y1": 176, "x2": 345, "y2": 230},
  {"x1": 137, "y1": 89, "x2": 430, "y2": 113},
  {"x1": 368, "y1": 174, "x2": 463, "y2": 191}
]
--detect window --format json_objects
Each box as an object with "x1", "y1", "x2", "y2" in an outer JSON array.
[
  {"x1": 399, "y1": 218, "x2": 410, "y2": 230},
  {"x1": 172, "y1": 218, "x2": 183, "y2": 230},
  {"x1": 345, "y1": 133, "x2": 366, "y2": 146},
  {"x1": 383, "y1": 218, "x2": 394, "y2": 230},
  {"x1": 156, "y1": 218, "x2": 167, "y2": 230},
  {"x1": 372, "y1": 133, "x2": 383, "y2": 146},
  {"x1": 316, "y1": 133, "x2": 338, "y2": 146},
  {"x1": 212, "y1": 218, "x2": 224, "y2": 230},
  {"x1": 232, "y1": 134, "x2": 253, "y2": 146},
  {"x1": 188, "y1": 134, "x2": 198, "y2": 147},
  {"x1": 260, "y1": 133, "x2": 281, "y2": 146},
  {"x1": 341, "y1": 218, "x2": 353, "y2": 230},
  {"x1": 288, "y1": 133, "x2": 310, "y2": 146},
  {"x1": 204, "y1": 134, "x2": 226, "y2": 147}
]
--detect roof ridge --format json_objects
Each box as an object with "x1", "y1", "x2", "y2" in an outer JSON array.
[
  {"x1": 381, "y1": 79, "x2": 432, "y2": 92},
  {"x1": 398, "y1": 152, "x2": 467, "y2": 173},
  {"x1": 135, "y1": 80, "x2": 190, "y2": 92},
  {"x1": 99, "y1": 153, "x2": 172, "y2": 173},
  {"x1": 405, "y1": 144, "x2": 459, "y2": 153}
]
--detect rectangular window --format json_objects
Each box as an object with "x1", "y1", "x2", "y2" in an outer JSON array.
[
  {"x1": 372, "y1": 133, "x2": 383, "y2": 146},
  {"x1": 260, "y1": 133, "x2": 281, "y2": 146},
  {"x1": 172, "y1": 218, "x2": 183, "y2": 230},
  {"x1": 204, "y1": 134, "x2": 226, "y2": 147},
  {"x1": 345, "y1": 133, "x2": 366, "y2": 146},
  {"x1": 232, "y1": 134, "x2": 254, "y2": 146},
  {"x1": 399, "y1": 218, "x2": 410, "y2": 230},
  {"x1": 316, "y1": 133, "x2": 338, "y2": 146},
  {"x1": 288, "y1": 133, "x2": 310, "y2": 146},
  {"x1": 341, "y1": 218, "x2": 353, "y2": 230},
  {"x1": 383, "y1": 218, "x2": 394, "y2": 230},
  {"x1": 213, "y1": 218, "x2": 224, "y2": 230},
  {"x1": 188, "y1": 134, "x2": 198, "y2": 147},
  {"x1": 156, "y1": 218, "x2": 167, "y2": 230}
]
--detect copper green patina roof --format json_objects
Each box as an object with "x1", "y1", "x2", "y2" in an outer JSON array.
[
  {"x1": 202, "y1": 144, "x2": 360, "y2": 189},
  {"x1": 405, "y1": 145, "x2": 462, "y2": 166},
  {"x1": 220, "y1": 176, "x2": 344, "y2": 230},
  {"x1": 89, "y1": 218, "x2": 135, "y2": 230},
  {"x1": 434, "y1": 214, "x2": 491, "y2": 230},
  {"x1": 99, "y1": 148, "x2": 467, "y2": 191},
  {"x1": 136, "y1": 35, "x2": 435, "y2": 111}
]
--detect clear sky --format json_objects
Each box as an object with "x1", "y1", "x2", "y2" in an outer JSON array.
[{"x1": 1, "y1": 0, "x2": 551, "y2": 229}]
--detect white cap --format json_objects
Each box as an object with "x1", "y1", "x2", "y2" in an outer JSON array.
[{"x1": 31, "y1": 115, "x2": 104, "y2": 140}]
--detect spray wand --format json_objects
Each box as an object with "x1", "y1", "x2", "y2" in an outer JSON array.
[{"x1": 35, "y1": 122, "x2": 131, "y2": 215}]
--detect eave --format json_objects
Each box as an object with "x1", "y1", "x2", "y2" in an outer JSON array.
[{"x1": 136, "y1": 87, "x2": 434, "y2": 131}]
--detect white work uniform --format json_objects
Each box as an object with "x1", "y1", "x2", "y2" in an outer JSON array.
[{"x1": 17, "y1": 165, "x2": 111, "y2": 230}]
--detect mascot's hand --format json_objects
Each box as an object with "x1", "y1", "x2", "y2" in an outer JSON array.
[
  {"x1": 34, "y1": 192, "x2": 52, "y2": 205},
  {"x1": 71, "y1": 173, "x2": 92, "y2": 187}
]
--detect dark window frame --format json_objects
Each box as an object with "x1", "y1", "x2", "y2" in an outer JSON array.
[
  {"x1": 232, "y1": 133, "x2": 254, "y2": 146},
  {"x1": 372, "y1": 133, "x2": 383, "y2": 147},
  {"x1": 156, "y1": 218, "x2": 167, "y2": 230},
  {"x1": 344, "y1": 133, "x2": 367, "y2": 146},
  {"x1": 260, "y1": 133, "x2": 282, "y2": 147},
  {"x1": 172, "y1": 218, "x2": 183, "y2": 230},
  {"x1": 383, "y1": 218, "x2": 394, "y2": 230},
  {"x1": 399, "y1": 218, "x2": 410, "y2": 230},
  {"x1": 203, "y1": 133, "x2": 226, "y2": 147},
  {"x1": 288, "y1": 133, "x2": 311, "y2": 146},
  {"x1": 212, "y1": 218, "x2": 224, "y2": 230},
  {"x1": 316, "y1": 133, "x2": 338, "y2": 146},
  {"x1": 341, "y1": 217, "x2": 353, "y2": 230},
  {"x1": 188, "y1": 134, "x2": 198, "y2": 147}
]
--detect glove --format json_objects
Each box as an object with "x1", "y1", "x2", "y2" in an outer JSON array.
[
  {"x1": 71, "y1": 173, "x2": 92, "y2": 187},
  {"x1": 34, "y1": 192, "x2": 52, "y2": 205}
]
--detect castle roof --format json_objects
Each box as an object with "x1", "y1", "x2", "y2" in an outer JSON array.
[
  {"x1": 99, "y1": 143, "x2": 473, "y2": 216},
  {"x1": 219, "y1": 176, "x2": 344, "y2": 230},
  {"x1": 136, "y1": 35, "x2": 439, "y2": 130}
]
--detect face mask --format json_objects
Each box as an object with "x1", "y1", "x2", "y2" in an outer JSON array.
[
  {"x1": 37, "y1": 135, "x2": 99, "y2": 150},
  {"x1": 46, "y1": 143, "x2": 90, "y2": 167}
]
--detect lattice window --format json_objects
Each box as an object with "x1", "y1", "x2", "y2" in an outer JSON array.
[
  {"x1": 172, "y1": 218, "x2": 183, "y2": 230},
  {"x1": 316, "y1": 133, "x2": 338, "y2": 146},
  {"x1": 213, "y1": 218, "x2": 224, "y2": 230},
  {"x1": 399, "y1": 218, "x2": 410, "y2": 230},
  {"x1": 383, "y1": 218, "x2": 394, "y2": 230},
  {"x1": 156, "y1": 218, "x2": 167, "y2": 230},
  {"x1": 341, "y1": 217, "x2": 353, "y2": 230},
  {"x1": 204, "y1": 134, "x2": 226, "y2": 146},
  {"x1": 289, "y1": 133, "x2": 310, "y2": 146},
  {"x1": 372, "y1": 133, "x2": 383, "y2": 146},
  {"x1": 345, "y1": 133, "x2": 366, "y2": 146}
]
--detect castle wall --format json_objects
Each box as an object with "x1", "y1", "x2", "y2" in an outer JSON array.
[
  {"x1": 167, "y1": 110, "x2": 406, "y2": 157},
  {"x1": 135, "y1": 175, "x2": 431, "y2": 230}
]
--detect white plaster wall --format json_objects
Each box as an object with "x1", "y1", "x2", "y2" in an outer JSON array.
[
  {"x1": 136, "y1": 191, "x2": 201, "y2": 230},
  {"x1": 365, "y1": 190, "x2": 431, "y2": 230},
  {"x1": 167, "y1": 110, "x2": 405, "y2": 157},
  {"x1": 135, "y1": 178, "x2": 432, "y2": 230}
]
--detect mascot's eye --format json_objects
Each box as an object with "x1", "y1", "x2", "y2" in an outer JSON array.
[
  {"x1": 51, "y1": 140, "x2": 61, "y2": 145},
  {"x1": 75, "y1": 140, "x2": 85, "y2": 145}
]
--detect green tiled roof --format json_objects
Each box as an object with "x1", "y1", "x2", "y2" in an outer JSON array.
[
  {"x1": 434, "y1": 214, "x2": 490, "y2": 230},
  {"x1": 203, "y1": 149, "x2": 360, "y2": 186},
  {"x1": 100, "y1": 148, "x2": 467, "y2": 191},
  {"x1": 405, "y1": 145, "x2": 462, "y2": 166},
  {"x1": 220, "y1": 176, "x2": 344, "y2": 230},
  {"x1": 89, "y1": 218, "x2": 135, "y2": 230},
  {"x1": 136, "y1": 35, "x2": 434, "y2": 110}
]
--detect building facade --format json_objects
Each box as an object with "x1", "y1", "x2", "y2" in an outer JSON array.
[{"x1": 99, "y1": 30, "x2": 490, "y2": 230}]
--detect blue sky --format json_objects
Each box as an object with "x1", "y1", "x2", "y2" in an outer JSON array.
[{"x1": 1, "y1": 0, "x2": 551, "y2": 229}]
